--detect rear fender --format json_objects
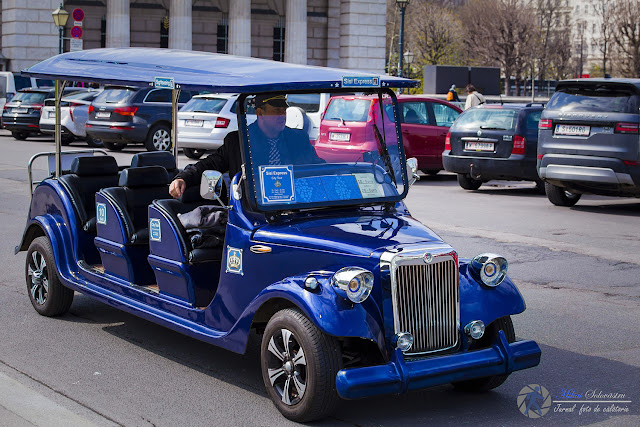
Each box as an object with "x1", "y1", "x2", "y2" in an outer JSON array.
[{"x1": 226, "y1": 271, "x2": 385, "y2": 354}]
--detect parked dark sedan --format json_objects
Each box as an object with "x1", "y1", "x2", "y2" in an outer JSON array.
[
  {"x1": 85, "y1": 86, "x2": 194, "y2": 151},
  {"x1": 2, "y1": 87, "x2": 81, "y2": 140},
  {"x1": 443, "y1": 103, "x2": 544, "y2": 190}
]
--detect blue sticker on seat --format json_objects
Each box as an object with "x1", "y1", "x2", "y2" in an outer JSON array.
[
  {"x1": 96, "y1": 202, "x2": 107, "y2": 225},
  {"x1": 150, "y1": 218, "x2": 161, "y2": 242}
]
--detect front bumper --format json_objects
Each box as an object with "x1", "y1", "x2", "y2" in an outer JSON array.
[{"x1": 336, "y1": 331, "x2": 541, "y2": 399}]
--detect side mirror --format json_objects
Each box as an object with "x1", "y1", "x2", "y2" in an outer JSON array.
[
  {"x1": 406, "y1": 157, "x2": 420, "y2": 186},
  {"x1": 200, "y1": 170, "x2": 226, "y2": 207}
]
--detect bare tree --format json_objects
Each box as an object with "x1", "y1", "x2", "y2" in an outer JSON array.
[
  {"x1": 534, "y1": 0, "x2": 567, "y2": 82},
  {"x1": 592, "y1": 0, "x2": 615, "y2": 76},
  {"x1": 611, "y1": 0, "x2": 640, "y2": 77},
  {"x1": 460, "y1": 0, "x2": 537, "y2": 95},
  {"x1": 408, "y1": 1, "x2": 464, "y2": 66}
]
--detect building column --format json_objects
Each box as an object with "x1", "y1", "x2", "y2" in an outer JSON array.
[
  {"x1": 285, "y1": 0, "x2": 307, "y2": 64},
  {"x1": 106, "y1": 0, "x2": 130, "y2": 48},
  {"x1": 169, "y1": 1, "x2": 192, "y2": 50},
  {"x1": 229, "y1": 0, "x2": 251, "y2": 56},
  {"x1": 339, "y1": 0, "x2": 386, "y2": 73}
]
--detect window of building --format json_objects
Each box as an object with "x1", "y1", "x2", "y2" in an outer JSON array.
[
  {"x1": 273, "y1": 18, "x2": 285, "y2": 62},
  {"x1": 160, "y1": 16, "x2": 169, "y2": 48},
  {"x1": 217, "y1": 17, "x2": 228, "y2": 54}
]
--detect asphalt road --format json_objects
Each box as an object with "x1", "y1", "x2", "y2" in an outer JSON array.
[{"x1": 0, "y1": 132, "x2": 638, "y2": 426}]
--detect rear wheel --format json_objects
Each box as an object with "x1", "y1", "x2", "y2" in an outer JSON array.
[
  {"x1": 61, "y1": 135, "x2": 74, "y2": 146},
  {"x1": 545, "y1": 182, "x2": 581, "y2": 207},
  {"x1": 457, "y1": 173, "x2": 482, "y2": 190},
  {"x1": 25, "y1": 237, "x2": 74, "y2": 317},
  {"x1": 261, "y1": 308, "x2": 341, "y2": 422},
  {"x1": 85, "y1": 136, "x2": 103, "y2": 148},
  {"x1": 453, "y1": 316, "x2": 515, "y2": 391},
  {"x1": 102, "y1": 140, "x2": 127, "y2": 151},
  {"x1": 183, "y1": 147, "x2": 206, "y2": 159},
  {"x1": 145, "y1": 124, "x2": 172, "y2": 151},
  {"x1": 12, "y1": 131, "x2": 28, "y2": 140}
]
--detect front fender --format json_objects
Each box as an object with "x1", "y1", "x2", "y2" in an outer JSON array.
[
  {"x1": 225, "y1": 272, "x2": 385, "y2": 353},
  {"x1": 459, "y1": 260, "x2": 526, "y2": 327}
]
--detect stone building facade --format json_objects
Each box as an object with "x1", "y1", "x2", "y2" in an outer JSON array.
[{"x1": 0, "y1": 0, "x2": 387, "y2": 74}]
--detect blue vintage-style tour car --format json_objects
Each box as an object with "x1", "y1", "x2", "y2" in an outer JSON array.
[{"x1": 16, "y1": 48, "x2": 540, "y2": 422}]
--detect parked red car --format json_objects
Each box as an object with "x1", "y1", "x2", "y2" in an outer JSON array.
[{"x1": 315, "y1": 94, "x2": 462, "y2": 174}]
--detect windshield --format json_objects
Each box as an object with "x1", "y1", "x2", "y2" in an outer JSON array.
[
  {"x1": 548, "y1": 84, "x2": 640, "y2": 113},
  {"x1": 94, "y1": 87, "x2": 135, "y2": 104},
  {"x1": 12, "y1": 91, "x2": 47, "y2": 104},
  {"x1": 241, "y1": 91, "x2": 407, "y2": 211},
  {"x1": 181, "y1": 96, "x2": 228, "y2": 113},
  {"x1": 453, "y1": 108, "x2": 518, "y2": 131}
]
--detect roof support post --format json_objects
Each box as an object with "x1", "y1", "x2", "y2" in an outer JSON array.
[
  {"x1": 54, "y1": 79, "x2": 68, "y2": 178},
  {"x1": 172, "y1": 87, "x2": 181, "y2": 163}
]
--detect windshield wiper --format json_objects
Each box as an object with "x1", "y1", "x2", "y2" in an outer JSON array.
[
  {"x1": 329, "y1": 117, "x2": 346, "y2": 125},
  {"x1": 480, "y1": 125, "x2": 507, "y2": 130},
  {"x1": 372, "y1": 123, "x2": 396, "y2": 186}
]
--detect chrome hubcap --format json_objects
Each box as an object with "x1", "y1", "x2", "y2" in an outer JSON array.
[
  {"x1": 28, "y1": 250, "x2": 48, "y2": 305},
  {"x1": 266, "y1": 328, "x2": 307, "y2": 406},
  {"x1": 153, "y1": 129, "x2": 171, "y2": 150}
]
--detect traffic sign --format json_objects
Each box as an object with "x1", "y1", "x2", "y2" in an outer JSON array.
[
  {"x1": 71, "y1": 26, "x2": 83, "y2": 39},
  {"x1": 70, "y1": 38, "x2": 83, "y2": 52},
  {"x1": 72, "y1": 8, "x2": 84, "y2": 22}
]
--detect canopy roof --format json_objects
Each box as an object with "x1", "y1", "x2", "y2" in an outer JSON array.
[{"x1": 23, "y1": 48, "x2": 419, "y2": 93}]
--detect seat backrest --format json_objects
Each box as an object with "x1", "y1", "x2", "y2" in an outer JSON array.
[
  {"x1": 58, "y1": 156, "x2": 119, "y2": 230},
  {"x1": 404, "y1": 109, "x2": 420, "y2": 124},
  {"x1": 118, "y1": 166, "x2": 170, "y2": 236},
  {"x1": 130, "y1": 151, "x2": 178, "y2": 180}
]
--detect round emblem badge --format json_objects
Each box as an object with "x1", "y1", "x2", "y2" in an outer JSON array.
[
  {"x1": 477, "y1": 130, "x2": 482, "y2": 137},
  {"x1": 423, "y1": 253, "x2": 433, "y2": 263}
]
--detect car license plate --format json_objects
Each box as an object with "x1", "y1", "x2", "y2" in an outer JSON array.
[
  {"x1": 464, "y1": 141, "x2": 494, "y2": 151},
  {"x1": 555, "y1": 124, "x2": 590, "y2": 136},
  {"x1": 13, "y1": 108, "x2": 28, "y2": 114},
  {"x1": 95, "y1": 112, "x2": 110, "y2": 118},
  {"x1": 185, "y1": 119, "x2": 203, "y2": 127},
  {"x1": 48, "y1": 111, "x2": 56, "y2": 118},
  {"x1": 329, "y1": 132, "x2": 351, "y2": 142}
]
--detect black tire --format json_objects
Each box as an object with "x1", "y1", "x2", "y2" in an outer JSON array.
[
  {"x1": 61, "y1": 135, "x2": 74, "y2": 146},
  {"x1": 145, "y1": 124, "x2": 172, "y2": 151},
  {"x1": 545, "y1": 182, "x2": 581, "y2": 207},
  {"x1": 102, "y1": 140, "x2": 127, "y2": 151},
  {"x1": 261, "y1": 308, "x2": 342, "y2": 422},
  {"x1": 457, "y1": 173, "x2": 483, "y2": 190},
  {"x1": 85, "y1": 136, "x2": 103, "y2": 148},
  {"x1": 25, "y1": 236, "x2": 74, "y2": 317},
  {"x1": 183, "y1": 147, "x2": 206, "y2": 159},
  {"x1": 453, "y1": 316, "x2": 515, "y2": 392},
  {"x1": 534, "y1": 179, "x2": 545, "y2": 193},
  {"x1": 12, "y1": 131, "x2": 27, "y2": 140}
]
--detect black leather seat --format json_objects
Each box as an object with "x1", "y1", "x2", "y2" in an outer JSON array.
[
  {"x1": 100, "y1": 166, "x2": 170, "y2": 245},
  {"x1": 130, "y1": 151, "x2": 178, "y2": 180},
  {"x1": 58, "y1": 155, "x2": 120, "y2": 234}
]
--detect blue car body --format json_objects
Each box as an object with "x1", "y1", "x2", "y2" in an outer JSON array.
[{"x1": 17, "y1": 49, "x2": 540, "y2": 419}]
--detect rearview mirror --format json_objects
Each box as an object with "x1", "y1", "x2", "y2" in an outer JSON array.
[
  {"x1": 200, "y1": 170, "x2": 226, "y2": 207},
  {"x1": 406, "y1": 158, "x2": 420, "y2": 186}
]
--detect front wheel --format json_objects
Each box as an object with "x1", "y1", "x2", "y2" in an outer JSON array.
[
  {"x1": 457, "y1": 173, "x2": 483, "y2": 190},
  {"x1": 183, "y1": 147, "x2": 206, "y2": 159},
  {"x1": 261, "y1": 309, "x2": 342, "y2": 422},
  {"x1": 25, "y1": 236, "x2": 74, "y2": 316},
  {"x1": 545, "y1": 182, "x2": 581, "y2": 206},
  {"x1": 145, "y1": 124, "x2": 172, "y2": 151},
  {"x1": 453, "y1": 316, "x2": 515, "y2": 391}
]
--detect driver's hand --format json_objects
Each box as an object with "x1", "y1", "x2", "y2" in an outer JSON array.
[{"x1": 169, "y1": 178, "x2": 186, "y2": 199}]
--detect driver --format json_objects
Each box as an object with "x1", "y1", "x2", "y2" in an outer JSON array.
[{"x1": 169, "y1": 93, "x2": 323, "y2": 199}]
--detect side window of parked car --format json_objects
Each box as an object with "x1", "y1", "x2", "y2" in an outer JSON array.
[
  {"x1": 178, "y1": 90, "x2": 194, "y2": 103},
  {"x1": 431, "y1": 103, "x2": 460, "y2": 127},
  {"x1": 144, "y1": 89, "x2": 172, "y2": 103},
  {"x1": 401, "y1": 102, "x2": 429, "y2": 125}
]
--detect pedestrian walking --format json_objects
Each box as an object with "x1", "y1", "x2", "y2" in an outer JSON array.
[
  {"x1": 464, "y1": 84, "x2": 485, "y2": 110},
  {"x1": 446, "y1": 84, "x2": 460, "y2": 102}
]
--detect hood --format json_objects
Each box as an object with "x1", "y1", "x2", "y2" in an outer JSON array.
[{"x1": 252, "y1": 212, "x2": 443, "y2": 257}]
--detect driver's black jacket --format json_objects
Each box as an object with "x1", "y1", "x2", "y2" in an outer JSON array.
[{"x1": 174, "y1": 122, "x2": 323, "y2": 187}]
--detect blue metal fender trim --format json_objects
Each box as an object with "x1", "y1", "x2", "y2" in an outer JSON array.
[{"x1": 336, "y1": 331, "x2": 541, "y2": 400}]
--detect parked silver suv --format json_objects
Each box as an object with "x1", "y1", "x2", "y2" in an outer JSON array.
[{"x1": 538, "y1": 78, "x2": 640, "y2": 206}]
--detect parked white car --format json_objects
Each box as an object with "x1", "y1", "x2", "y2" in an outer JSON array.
[
  {"x1": 39, "y1": 89, "x2": 103, "y2": 147},
  {"x1": 0, "y1": 71, "x2": 53, "y2": 111}
]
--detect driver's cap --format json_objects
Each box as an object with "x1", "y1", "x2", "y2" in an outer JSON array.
[{"x1": 254, "y1": 94, "x2": 289, "y2": 109}]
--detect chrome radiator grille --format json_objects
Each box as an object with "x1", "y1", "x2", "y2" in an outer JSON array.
[{"x1": 392, "y1": 256, "x2": 459, "y2": 355}]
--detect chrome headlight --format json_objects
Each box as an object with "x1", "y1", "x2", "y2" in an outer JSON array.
[
  {"x1": 470, "y1": 253, "x2": 508, "y2": 287},
  {"x1": 331, "y1": 267, "x2": 374, "y2": 303}
]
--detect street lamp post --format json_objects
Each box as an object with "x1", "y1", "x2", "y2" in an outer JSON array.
[
  {"x1": 396, "y1": 0, "x2": 410, "y2": 78},
  {"x1": 52, "y1": 4, "x2": 69, "y2": 55}
]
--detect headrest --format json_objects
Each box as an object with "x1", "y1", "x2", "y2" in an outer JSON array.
[
  {"x1": 119, "y1": 166, "x2": 169, "y2": 188},
  {"x1": 70, "y1": 156, "x2": 119, "y2": 176},
  {"x1": 130, "y1": 151, "x2": 176, "y2": 171}
]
